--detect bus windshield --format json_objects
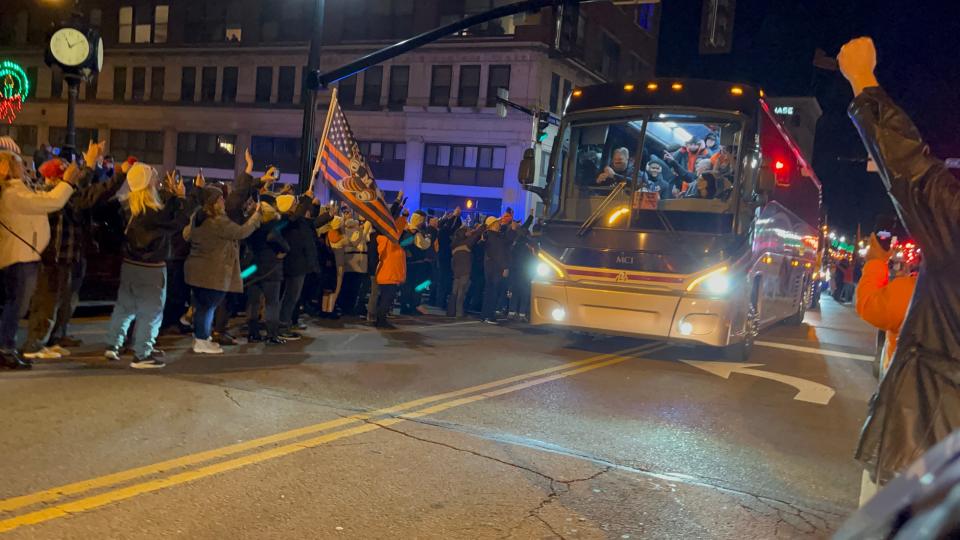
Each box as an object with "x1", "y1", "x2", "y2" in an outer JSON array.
[{"x1": 555, "y1": 113, "x2": 743, "y2": 233}]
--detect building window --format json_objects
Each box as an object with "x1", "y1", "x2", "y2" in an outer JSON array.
[
  {"x1": 13, "y1": 10, "x2": 28, "y2": 46},
  {"x1": 430, "y1": 65, "x2": 452, "y2": 107},
  {"x1": 261, "y1": 0, "x2": 307, "y2": 41},
  {"x1": 111, "y1": 129, "x2": 164, "y2": 164},
  {"x1": 85, "y1": 75, "x2": 98, "y2": 101},
  {"x1": 0, "y1": 124, "x2": 37, "y2": 157},
  {"x1": 549, "y1": 73, "x2": 560, "y2": 114},
  {"x1": 277, "y1": 66, "x2": 295, "y2": 103},
  {"x1": 119, "y1": 6, "x2": 133, "y2": 44},
  {"x1": 457, "y1": 65, "x2": 480, "y2": 107},
  {"x1": 89, "y1": 8, "x2": 102, "y2": 28},
  {"x1": 180, "y1": 67, "x2": 196, "y2": 102},
  {"x1": 200, "y1": 66, "x2": 216, "y2": 102},
  {"x1": 150, "y1": 67, "x2": 164, "y2": 101},
  {"x1": 423, "y1": 143, "x2": 506, "y2": 187},
  {"x1": 113, "y1": 67, "x2": 126, "y2": 101},
  {"x1": 420, "y1": 194, "x2": 501, "y2": 217},
  {"x1": 51, "y1": 68, "x2": 64, "y2": 99},
  {"x1": 388, "y1": 66, "x2": 408, "y2": 110},
  {"x1": 185, "y1": 2, "x2": 228, "y2": 43},
  {"x1": 131, "y1": 67, "x2": 146, "y2": 100},
  {"x1": 226, "y1": 26, "x2": 242, "y2": 42},
  {"x1": 255, "y1": 67, "x2": 272, "y2": 103},
  {"x1": 357, "y1": 141, "x2": 406, "y2": 180},
  {"x1": 636, "y1": 4, "x2": 654, "y2": 31},
  {"x1": 250, "y1": 136, "x2": 301, "y2": 170},
  {"x1": 486, "y1": 65, "x2": 510, "y2": 107},
  {"x1": 601, "y1": 33, "x2": 620, "y2": 80},
  {"x1": 362, "y1": 66, "x2": 383, "y2": 109},
  {"x1": 338, "y1": 75, "x2": 357, "y2": 109},
  {"x1": 48, "y1": 127, "x2": 100, "y2": 153},
  {"x1": 222, "y1": 67, "x2": 238, "y2": 103},
  {"x1": 154, "y1": 5, "x2": 169, "y2": 43},
  {"x1": 176, "y1": 132, "x2": 236, "y2": 168}
]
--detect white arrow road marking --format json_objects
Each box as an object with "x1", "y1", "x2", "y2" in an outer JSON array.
[
  {"x1": 682, "y1": 360, "x2": 836, "y2": 405},
  {"x1": 755, "y1": 340, "x2": 874, "y2": 362}
]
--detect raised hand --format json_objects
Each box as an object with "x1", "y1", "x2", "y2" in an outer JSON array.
[
  {"x1": 263, "y1": 166, "x2": 280, "y2": 184},
  {"x1": 62, "y1": 162, "x2": 80, "y2": 186},
  {"x1": 194, "y1": 170, "x2": 205, "y2": 188},
  {"x1": 837, "y1": 37, "x2": 879, "y2": 97},
  {"x1": 82, "y1": 140, "x2": 105, "y2": 168},
  {"x1": 244, "y1": 148, "x2": 254, "y2": 174}
]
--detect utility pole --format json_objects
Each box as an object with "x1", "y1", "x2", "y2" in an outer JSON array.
[{"x1": 298, "y1": 0, "x2": 326, "y2": 195}]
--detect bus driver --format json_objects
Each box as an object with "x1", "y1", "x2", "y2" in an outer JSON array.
[{"x1": 595, "y1": 147, "x2": 635, "y2": 186}]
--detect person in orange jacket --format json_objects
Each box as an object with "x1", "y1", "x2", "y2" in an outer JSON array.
[
  {"x1": 856, "y1": 234, "x2": 917, "y2": 379},
  {"x1": 373, "y1": 219, "x2": 407, "y2": 329}
]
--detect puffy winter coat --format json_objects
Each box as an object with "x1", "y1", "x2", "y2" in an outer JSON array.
[
  {"x1": 850, "y1": 86, "x2": 960, "y2": 484},
  {"x1": 184, "y1": 210, "x2": 261, "y2": 293},
  {"x1": 0, "y1": 178, "x2": 74, "y2": 269}
]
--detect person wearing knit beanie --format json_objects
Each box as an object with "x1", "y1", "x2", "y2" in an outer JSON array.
[{"x1": 0, "y1": 136, "x2": 20, "y2": 155}]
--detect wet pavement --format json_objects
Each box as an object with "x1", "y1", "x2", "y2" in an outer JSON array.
[{"x1": 0, "y1": 297, "x2": 877, "y2": 538}]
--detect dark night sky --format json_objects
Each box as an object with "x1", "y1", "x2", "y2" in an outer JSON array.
[{"x1": 656, "y1": 0, "x2": 960, "y2": 237}]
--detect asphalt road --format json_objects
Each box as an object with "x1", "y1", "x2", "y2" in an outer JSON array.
[{"x1": 0, "y1": 297, "x2": 878, "y2": 539}]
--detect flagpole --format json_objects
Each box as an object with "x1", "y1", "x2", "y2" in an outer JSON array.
[{"x1": 309, "y1": 87, "x2": 339, "y2": 196}]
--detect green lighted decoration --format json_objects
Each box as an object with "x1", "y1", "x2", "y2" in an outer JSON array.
[{"x1": 0, "y1": 60, "x2": 29, "y2": 124}]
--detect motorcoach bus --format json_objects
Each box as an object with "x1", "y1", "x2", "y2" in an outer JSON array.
[{"x1": 520, "y1": 79, "x2": 822, "y2": 360}]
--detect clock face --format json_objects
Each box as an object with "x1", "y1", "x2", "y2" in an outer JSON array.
[
  {"x1": 96, "y1": 38, "x2": 104, "y2": 72},
  {"x1": 49, "y1": 28, "x2": 90, "y2": 67}
]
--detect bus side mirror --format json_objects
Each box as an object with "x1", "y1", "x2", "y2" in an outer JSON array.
[
  {"x1": 518, "y1": 148, "x2": 535, "y2": 186},
  {"x1": 757, "y1": 169, "x2": 776, "y2": 194}
]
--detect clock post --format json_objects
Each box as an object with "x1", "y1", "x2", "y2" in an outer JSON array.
[{"x1": 63, "y1": 74, "x2": 81, "y2": 161}]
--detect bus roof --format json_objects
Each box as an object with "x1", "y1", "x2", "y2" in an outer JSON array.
[{"x1": 565, "y1": 79, "x2": 761, "y2": 116}]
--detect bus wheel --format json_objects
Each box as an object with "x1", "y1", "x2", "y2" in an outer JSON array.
[
  {"x1": 722, "y1": 304, "x2": 759, "y2": 361},
  {"x1": 786, "y1": 280, "x2": 808, "y2": 325}
]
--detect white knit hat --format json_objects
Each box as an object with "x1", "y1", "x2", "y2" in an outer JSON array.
[
  {"x1": 126, "y1": 163, "x2": 156, "y2": 192},
  {"x1": 0, "y1": 136, "x2": 21, "y2": 154},
  {"x1": 484, "y1": 216, "x2": 498, "y2": 227}
]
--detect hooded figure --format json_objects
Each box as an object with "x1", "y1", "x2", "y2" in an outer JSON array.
[{"x1": 839, "y1": 38, "x2": 960, "y2": 490}]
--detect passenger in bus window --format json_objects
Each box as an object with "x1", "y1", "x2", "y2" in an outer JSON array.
[
  {"x1": 666, "y1": 156, "x2": 713, "y2": 195},
  {"x1": 704, "y1": 132, "x2": 720, "y2": 157},
  {"x1": 683, "y1": 172, "x2": 719, "y2": 199},
  {"x1": 595, "y1": 147, "x2": 635, "y2": 186},
  {"x1": 665, "y1": 137, "x2": 709, "y2": 173},
  {"x1": 639, "y1": 161, "x2": 673, "y2": 199}
]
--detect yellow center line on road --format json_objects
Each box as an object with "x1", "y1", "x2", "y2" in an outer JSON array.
[
  {"x1": 0, "y1": 343, "x2": 665, "y2": 533},
  {"x1": 0, "y1": 342, "x2": 659, "y2": 516}
]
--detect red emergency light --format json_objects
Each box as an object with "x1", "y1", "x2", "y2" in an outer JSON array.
[{"x1": 774, "y1": 160, "x2": 786, "y2": 171}]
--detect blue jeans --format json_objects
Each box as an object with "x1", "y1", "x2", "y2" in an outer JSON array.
[
  {"x1": 247, "y1": 280, "x2": 281, "y2": 337},
  {"x1": 0, "y1": 262, "x2": 39, "y2": 351},
  {"x1": 192, "y1": 287, "x2": 226, "y2": 340},
  {"x1": 106, "y1": 263, "x2": 167, "y2": 359}
]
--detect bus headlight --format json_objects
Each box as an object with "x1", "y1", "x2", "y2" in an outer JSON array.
[
  {"x1": 551, "y1": 308, "x2": 567, "y2": 321},
  {"x1": 686, "y1": 266, "x2": 731, "y2": 296},
  {"x1": 535, "y1": 252, "x2": 565, "y2": 280}
]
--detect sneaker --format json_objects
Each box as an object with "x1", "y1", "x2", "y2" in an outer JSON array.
[
  {"x1": 213, "y1": 332, "x2": 237, "y2": 346},
  {"x1": 278, "y1": 331, "x2": 302, "y2": 341},
  {"x1": 247, "y1": 333, "x2": 263, "y2": 343},
  {"x1": 57, "y1": 336, "x2": 83, "y2": 347},
  {"x1": 179, "y1": 307, "x2": 194, "y2": 327},
  {"x1": 149, "y1": 348, "x2": 166, "y2": 358},
  {"x1": 23, "y1": 347, "x2": 62, "y2": 360},
  {"x1": 193, "y1": 338, "x2": 224, "y2": 355},
  {"x1": 265, "y1": 336, "x2": 287, "y2": 345},
  {"x1": 482, "y1": 319, "x2": 499, "y2": 326},
  {"x1": 46, "y1": 345, "x2": 71, "y2": 357},
  {"x1": 1, "y1": 350, "x2": 31, "y2": 370},
  {"x1": 130, "y1": 357, "x2": 166, "y2": 369},
  {"x1": 104, "y1": 348, "x2": 121, "y2": 361}
]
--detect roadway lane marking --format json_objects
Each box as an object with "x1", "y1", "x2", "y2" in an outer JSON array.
[
  {"x1": 0, "y1": 342, "x2": 658, "y2": 515},
  {"x1": 682, "y1": 361, "x2": 836, "y2": 405},
  {"x1": 0, "y1": 343, "x2": 666, "y2": 533},
  {"x1": 755, "y1": 340, "x2": 874, "y2": 362}
]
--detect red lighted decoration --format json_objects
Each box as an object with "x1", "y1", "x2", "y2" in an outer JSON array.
[{"x1": 0, "y1": 60, "x2": 29, "y2": 124}]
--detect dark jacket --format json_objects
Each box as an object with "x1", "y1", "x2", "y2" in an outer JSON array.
[
  {"x1": 42, "y1": 168, "x2": 125, "y2": 265},
  {"x1": 281, "y1": 196, "x2": 325, "y2": 277},
  {"x1": 849, "y1": 86, "x2": 960, "y2": 484},
  {"x1": 122, "y1": 193, "x2": 187, "y2": 266},
  {"x1": 245, "y1": 219, "x2": 289, "y2": 282},
  {"x1": 452, "y1": 226, "x2": 483, "y2": 278},
  {"x1": 437, "y1": 213, "x2": 461, "y2": 269},
  {"x1": 483, "y1": 227, "x2": 515, "y2": 274},
  {"x1": 184, "y1": 210, "x2": 260, "y2": 292}
]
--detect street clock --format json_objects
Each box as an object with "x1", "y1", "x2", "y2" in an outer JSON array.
[{"x1": 45, "y1": 25, "x2": 103, "y2": 76}]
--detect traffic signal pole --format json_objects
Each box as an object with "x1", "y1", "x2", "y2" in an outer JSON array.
[{"x1": 297, "y1": 0, "x2": 326, "y2": 194}]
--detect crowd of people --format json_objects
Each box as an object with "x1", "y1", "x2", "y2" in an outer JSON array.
[{"x1": 0, "y1": 138, "x2": 537, "y2": 370}]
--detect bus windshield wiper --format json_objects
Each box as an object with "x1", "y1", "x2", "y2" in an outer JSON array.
[{"x1": 577, "y1": 181, "x2": 627, "y2": 237}]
